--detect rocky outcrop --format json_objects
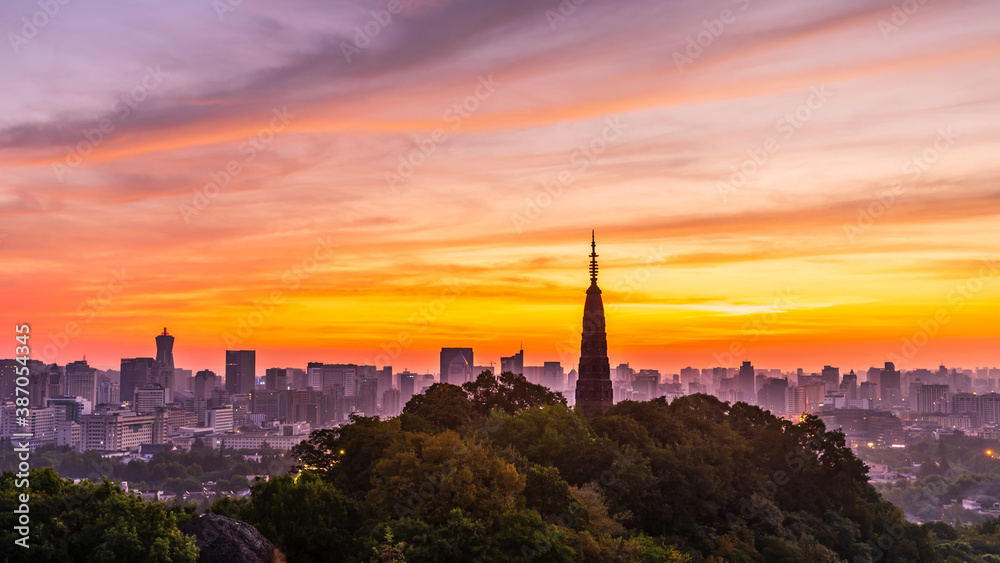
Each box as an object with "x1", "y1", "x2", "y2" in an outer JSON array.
[{"x1": 180, "y1": 513, "x2": 283, "y2": 563}]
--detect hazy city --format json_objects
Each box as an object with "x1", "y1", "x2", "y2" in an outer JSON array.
[{"x1": 4, "y1": 0, "x2": 1000, "y2": 561}]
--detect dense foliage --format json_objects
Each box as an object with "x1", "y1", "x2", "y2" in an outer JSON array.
[
  {"x1": 10, "y1": 371, "x2": 1000, "y2": 561},
  {"x1": 0, "y1": 467, "x2": 198, "y2": 562}
]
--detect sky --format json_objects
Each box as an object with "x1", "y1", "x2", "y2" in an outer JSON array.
[{"x1": 1, "y1": 0, "x2": 999, "y2": 376}]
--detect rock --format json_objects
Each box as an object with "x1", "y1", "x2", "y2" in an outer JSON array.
[{"x1": 180, "y1": 513, "x2": 282, "y2": 563}]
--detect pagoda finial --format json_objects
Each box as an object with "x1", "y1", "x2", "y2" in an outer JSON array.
[{"x1": 589, "y1": 230, "x2": 599, "y2": 285}]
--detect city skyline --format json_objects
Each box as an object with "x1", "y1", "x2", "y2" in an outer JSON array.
[{"x1": 4, "y1": 0, "x2": 1000, "y2": 374}]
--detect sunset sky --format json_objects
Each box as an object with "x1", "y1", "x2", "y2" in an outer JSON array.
[{"x1": 2, "y1": 0, "x2": 999, "y2": 376}]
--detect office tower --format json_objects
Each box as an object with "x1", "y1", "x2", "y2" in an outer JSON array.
[
  {"x1": 566, "y1": 369, "x2": 578, "y2": 394},
  {"x1": 205, "y1": 405, "x2": 234, "y2": 433},
  {"x1": 399, "y1": 370, "x2": 417, "y2": 407},
  {"x1": 575, "y1": 231, "x2": 613, "y2": 417},
  {"x1": 867, "y1": 367, "x2": 883, "y2": 399},
  {"x1": 377, "y1": 366, "x2": 393, "y2": 402},
  {"x1": 265, "y1": 368, "x2": 287, "y2": 391},
  {"x1": 134, "y1": 384, "x2": 166, "y2": 414},
  {"x1": 80, "y1": 410, "x2": 156, "y2": 452},
  {"x1": 440, "y1": 348, "x2": 473, "y2": 386},
  {"x1": 758, "y1": 378, "x2": 788, "y2": 415},
  {"x1": 952, "y1": 393, "x2": 976, "y2": 415},
  {"x1": 65, "y1": 360, "x2": 98, "y2": 406},
  {"x1": 286, "y1": 389, "x2": 323, "y2": 425},
  {"x1": 148, "y1": 363, "x2": 174, "y2": 404},
  {"x1": 859, "y1": 381, "x2": 878, "y2": 402},
  {"x1": 120, "y1": 357, "x2": 155, "y2": 404},
  {"x1": 96, "y1": 381, "x2": 120, "y2": 405},
  {"x1": 250, "y1": 389, "x2": 284, "y2": 421},
  {"x1": 306, "y1": 362, "x2": 324, "y2": 389},
  {"x1": 542, "y1": 362, "x2": 564, "y2": 391},
  {"x1": 382, "y1": 388, "x2": 401, "y2": 417},
  {"x1": 615, "y1": 363, "x2": 633, "y2": 383},
  {"x1": 0, "y1": 359, "x2": 17, "y2": 401},
  {"x1": 501, "y1": 349, "x2": 524, "y2": 376},
  {"x1": 840, "y1": 370, "x2": 858, "y2": 400},
  {"x1": 880, "y1": 362, "x2": 901, "y2": 406},
  {"x1": 321, "y1": 364, "x2": 358, "y2": 395},
  {"x1": 194, "y1": 370, "x2": 215, "y2": 401},
  {"x1": 633, "y1": 373, "x2": 658, "y2": 401},
  {"x1": 821, "y1": 366, "x2": 840, "y2": 391},
  {"x1": 285, "y1": 368, "x2": 306, "y2": 389},
  {"x1": 359, "y1": 379, "x2": 378, "y2": 416},
  {"x1": 916, "y1": 384, "x2": 949, "y2": 414},
  {"x1": 155, "y1": 327, "x2": 175, "y2": 370},
  {"x1": 736, "y1": 361, "x2": 755, "y2": 404},
  {"x1": 225, "y1": 350, "x2": 256, "y2": 395}
]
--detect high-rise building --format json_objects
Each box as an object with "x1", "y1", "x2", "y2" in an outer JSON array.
[
  {"x1": 377, "y1": 366, "x2": 393, "y2": 403},
  {"x1": 286, "y1": 389, "x2": 323, "y2": 425},
  {"x1": 680, "y1": 367, "x2": 700, "y2": 386},
  {"x1": 306, "y1": 362, "x2": 324, "y2": 389},
  {"x1": 155, "y1": 328, "x2": 175, "y2": 371},
  {"x1": 399, "y1": 370, "x2": 417, "y2": 407},
  {"x1": 205, "y1": 405, "x2": 234, "y2": 433},
  {"x1": 225, "y1": 350, "x2": 256, "y2": 395},
  {"x1": 359, "y1": 379, "x2": 378, "y2": 417},
  {"x1": 736, "y1": 361, "x2": 755, "y2": 404},
  {"x1": 821, "y1": 366, "x2": 840, "y2": 391},
  {"x1": 288, "y1": 368, "x2": 308, "y2": 389},
  {"x1": 501, "y1": 349, "x2": 524, "y2": 376},
  {"x1": 840, "y1": 370, "x2": 858, "y2": 400},
  {"x1": 133, "y1": 384, "x2": 166, "y2": 414},
  {"x1": 859, "y1": 381, "x2": 878, "y2": 402},
  {"x1": 265, "y1": 368, "x2": 288, "y2": 391},
  {"x1": 542, "y1": 362, "x2": 564, "y2": 391},
  {"x1": 194, "y1": 370, "x2": 216, "y2": 401},
  {"x1": 758, "y1": 378, "x2": 788, "y2": 415},
  {"x1": 65, "y1": 360, "x2": 98, "y2": 406},
  {"x1": 382, "y1": 388, "x2": 401, "y2": 417},
  {"x1": 0, "y1": 360, "x2": 17, "y2": 402},
  {"x1": 615, "y1": 363, "x2": 633, "y2": 383},
  {"x1": 250, "y1": 389, "x2": 285, "y2": 421},
  {"x1": 440, "y1": 348, "x2": 473, "y2": 386},
  {"x1": 880, "y1": 362, "x2": 901, "y2": 406},
  {"x1": 120, "y1": 357, "x2": 155, "y2": 404},
  {"x1": 575, "y1": 231, "x2": 613, "y2": 417},
  {"x1": 916, "y1": 384, "x2": 950, "y2": 414},
  {"x1": 97, "y1": 380, "x2": 120, "y2": 405}
]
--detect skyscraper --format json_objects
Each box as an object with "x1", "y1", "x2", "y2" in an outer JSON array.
[
  {"x1": 440, "y1": 348, "x2": 473, "y2": 386},
  {"x1": 501, "y1": 349, "x2": 524, "y2": 376},
  {"x1": 575, "y1": 231, "x2": 613, "y2": 417},
  {"x1": 155, "y1": 327, "x2": 175, "y2": 370},
  {"x1": 736, "y1": 361, "x2": 755, "y2": 404},
  {"x1": 880, "y1": 362, "x2": 901, "y2": 406},
  {"x1": 120, "y1": 357, "x2": 154, "y2": 404},
  {"x1": 265, "y1": 368, "x2": 287, "y2": 391},
  {"x1": 65, "y1": 360, "x2": 98, "y2": 406},
  {"x1": 225, "y1": 350, "x2": 256, "y2": 396},
  {"x1": 399, "y1": 370, "x2": 417, "y2": 406}
]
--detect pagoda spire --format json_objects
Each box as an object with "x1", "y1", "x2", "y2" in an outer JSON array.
[{"x1": 589, "y1": 230, "x2": 599, "y2": 285}]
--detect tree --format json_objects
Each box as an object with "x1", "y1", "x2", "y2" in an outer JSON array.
[
  {"x1": 240, "y1": 472, "x2": 356, "y2": 563},
  {"x1": 0, "y1": 468, "x2": 198, "y2": 562},
  {"x1": 366, "y1": 430, "x2": 524, "y2": 528},
  {"x1": 462, "y1": 371, "x2": 566, "y2": 416},
  {"x1": 402, "y1": 383, "x2": 474, "y2": 431}
]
